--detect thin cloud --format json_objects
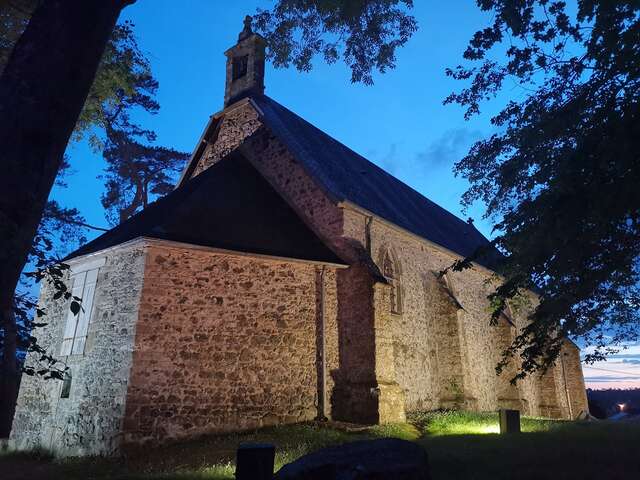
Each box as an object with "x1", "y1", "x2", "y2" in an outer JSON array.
[
  {"x1": 583, "y1": 356, "x2": 640, "y2": 389},
  {"x1": 584, "y1": 376, "x2": 640, "y2": 382},
  {"x1": 582, "y1": 342, "x2": 640, "y2": 358},
  {"x1": 610, "y1": 353, "x2": 640, "y2": 359},
  {"x1": 379, "y1": 143, "x2": 399, "y2": 175},
  {"x1": 416, "y1": 128, "x2": 483, "y2": 169}
]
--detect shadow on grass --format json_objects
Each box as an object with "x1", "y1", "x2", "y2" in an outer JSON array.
[
  {"x1": 417, "y1": 418, "x2": 640, "y2": 480},
  {"x1": 3, "y1": 414, "x2": 639, "y2": 480},
  {"x1": 2, "y1": 422, "x2": 419, "y2": 480}
]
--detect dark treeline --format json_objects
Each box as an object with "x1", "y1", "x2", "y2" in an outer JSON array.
[{"x1": 587, "y1": 388, "x2": 640, "y2": 418}]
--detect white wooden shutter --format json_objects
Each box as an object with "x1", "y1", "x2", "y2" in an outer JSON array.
[
  {"x1": 71, "y1": 268, "x2": 98, "y2": 355},
  {"x1": 60, "y1": 271, "x2": 86, "y2": 356}
]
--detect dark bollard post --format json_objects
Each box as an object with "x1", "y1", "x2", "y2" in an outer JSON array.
[
  {"x1": 499, "y1": 409, "x2": 521, "y2": 434},
  {"x1": 236, "y1": 443, "x2": 275, "y2": 480}
]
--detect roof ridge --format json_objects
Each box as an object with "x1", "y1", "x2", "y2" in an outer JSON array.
[
  {"x1": 252, "y1": 94, "x2": 481, "y2": 234},
  {"x1": 249, "y1": 94, "x2": 499, "y2": 268}
]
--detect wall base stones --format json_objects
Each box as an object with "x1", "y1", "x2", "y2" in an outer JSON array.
[
  {"x1": 561, "y1": 341, "x2": 589, "y2": 418},
  {"x1": 377, "y1": 383, "x2": 406, "y2": 424},
  {"x1": 332, "y1": 383, "x2": 381, "y2": 425},
  {"x1": 331, "y1": 381, "x2": 405, "y2": 425}
]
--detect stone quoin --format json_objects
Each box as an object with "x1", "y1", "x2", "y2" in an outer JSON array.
[{"x1": 11, "y1": 17, "x2": 588, "y2": 456}]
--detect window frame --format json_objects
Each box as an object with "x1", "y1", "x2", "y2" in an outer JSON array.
[
  {"x1": 60, "y1": 371, "x2": 72, "y2": 399},
  {"x1": 381, "y1": 249, "x2": 403, "y2": 315},
  {"x1": 232, "y1": 54, "x2": 249, "y2": 80},
  {"x1": 59, "y1": 257, "x2": 105, "y2": 356}
]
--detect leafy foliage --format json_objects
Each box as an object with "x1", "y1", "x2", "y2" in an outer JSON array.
[
  {"x1": 254, "y1": 0, "x2": 418, "y2": 84},
  {"x1": 1, "y1": 3, "x2": 152, "y2": 147},
  {"x1": 11, "y1": 198, "x2": 90, "y2": 379},
  {"x1": 73, "y1": 20, "x2": 158, "y2": 150},
  {"x1": 446, "y1": 1, "x2": 640, "y2": 378},
  {"x1": 0, "y1": 1, "x2": 33, "y2": 73},
  {"x1": 100, "y1": 128, "x2": 189, "y2": 225},
  {"x1": 0, "y1": 0, "x2": 176, "y2": 378},
  {"x1": 94, "y1": 33, "x2": 188, "y2": 225},
  {"x1": 14, "y1": 264, "x2": 70, "y2": 381}
]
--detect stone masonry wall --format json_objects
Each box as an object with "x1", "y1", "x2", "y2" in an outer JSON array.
[
  {"x1": 189, "y1": 100, "x2": 587, "y2": 420},
  {"x1": 239, "y1": 120, "x2": 407, "y2": 423},
  {"x1": 562, "y1": 341, "x2": 589, "y2": 418},
  {"x1": 351, "y1": 211, "x2": 586, "y2": 418},
  {"x1": 192, "y1": 101, "x2": 345, "y2": 252},
  {"x1": 191, "y1": 101, "x2": 397, "y2": 424},
  {"x1": 192, "y1": 102, "x2": 262, "y2": 178},
  {"x1": 426, "y1": 274, "x2": 468, "y2": 410},
  {"x1": 11, "y1": 246, "x2": 146, "y2": 456},
  {"x1": 122, "y1": 244, "x2": 339, "y2": 446}
]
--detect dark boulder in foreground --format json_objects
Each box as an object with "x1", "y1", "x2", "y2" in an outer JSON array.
[{"x1": 274, "y1": 438, "x2": 431, "y2": 480}]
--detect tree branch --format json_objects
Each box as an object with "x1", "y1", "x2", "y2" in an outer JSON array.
[{"x1": 63, "y1": 218, "x2": 109, "y2": 232}]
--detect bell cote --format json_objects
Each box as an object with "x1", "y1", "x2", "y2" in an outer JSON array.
[{"x1": 224, "y1": 16, "x2": 266, "y2": 107}]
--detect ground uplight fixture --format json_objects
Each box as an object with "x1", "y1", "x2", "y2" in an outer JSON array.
[
  {"x1": 236, "y1": 443, "x2": 275, "y2": 480},
  {"x1": 499, "y1": 409, "x2": 521, "y2": 434},
  {"x1": 618, "y1": 403, "x2": 626, "y2": 412}
]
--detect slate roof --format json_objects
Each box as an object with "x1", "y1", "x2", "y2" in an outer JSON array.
[
  {"x1": 250, "y1": 95, "x2": 498, "y2": 266},
  {"x1": 67, "y1": 152, "x2": 343, "y2": 265}
]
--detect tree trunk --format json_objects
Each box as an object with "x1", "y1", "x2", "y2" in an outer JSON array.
[
  {"x1": 0, "y1": 308, "x2": 17, "y2": 439},
  {"x1": 118, "y1": 179, "x2": 145, "y2": 224},
  {"x1": 0, "y1": 0, "x2": 133, "y2": 438}
]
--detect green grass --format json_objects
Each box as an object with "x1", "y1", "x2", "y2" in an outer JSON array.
[
  {"x1": 419, "y1": 415, "x2": 640, "y2": 480},
  {"x1": 123, "y1": 422, "x2": 416, "y2": 478},
  {"x1": 2, "y1": 422, "x2": 410, "y2": 480},
  {"x1": 410, "y1": 410, "x2": 560, "y2": 435},
  {"x1": 3, "y1": 413, "x2": 639, "y2": 480}
]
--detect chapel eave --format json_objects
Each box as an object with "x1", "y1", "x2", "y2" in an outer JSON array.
[{"x1": 66, "y1": 151, "x2": 343, "y2": 266}]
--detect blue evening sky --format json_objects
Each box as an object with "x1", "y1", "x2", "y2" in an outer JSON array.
[{"x1": 52, "y1": 1, "x2": 639, "y2": 389}]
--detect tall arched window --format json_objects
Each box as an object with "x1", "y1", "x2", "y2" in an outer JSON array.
[{"x1": 382, "y1": 250, "x2": 402, "y2": 314}]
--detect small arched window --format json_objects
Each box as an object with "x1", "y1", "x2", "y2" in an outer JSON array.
[{"x1": 382, "y1": 250, "x2": 402, "y2": 314}]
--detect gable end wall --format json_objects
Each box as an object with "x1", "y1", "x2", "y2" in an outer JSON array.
[
  {"x1": 190, "y1": 101, "x2": 398, "y2": 423},
  {"x1": 188, "y1": 100, "x2": 588, "y2": 420}
]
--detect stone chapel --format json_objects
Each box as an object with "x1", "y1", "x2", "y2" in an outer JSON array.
[{"x1": 11, "y1": 19, "x2": 588, "y2": 456}]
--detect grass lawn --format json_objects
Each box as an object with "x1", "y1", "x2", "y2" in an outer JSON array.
[{"x1": 2, "y1": 412, "x2": 639, "y2": 480}]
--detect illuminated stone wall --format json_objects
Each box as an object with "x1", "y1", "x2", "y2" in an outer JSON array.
[
  {"x1": 345, "y1": 210, "x2": 542, "y2": 414},
  {"x1": 191, "y1": 101, "x2": 406, "y2": 423},
  {"x1": 122, "y1": 244, "x2": 340, "y2": 446},
  {"x1": 190, "y1": 99, "x2": 588, "y2": 420},
  {"x1": 538, "y1": 341, "x2": 588, "y2": 419},
  {"x1": 11, "y1": 245, "x2": 146, "y2": 456},
  {"x1": 562, "y1": 341, "x2": 589, "y2": 418},
  {"x1": 12, "y1": 240, "x2": 343, "y2": 453},
  {"x1": 11, "y1": 96, "x2": 589, "y2": 458}
]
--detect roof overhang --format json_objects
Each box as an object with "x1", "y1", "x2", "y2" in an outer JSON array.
[{"x1": 65, "y1": 236, "x2": 348, "y2": 270}]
